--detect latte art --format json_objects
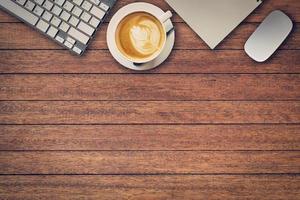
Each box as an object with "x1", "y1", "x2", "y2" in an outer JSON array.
[
  {"x1": 116, "y1": 12, "x2": 166, "y2": 62},
  {"x1": 130, "y1": 19, "x2": 162, "y2": 55}
]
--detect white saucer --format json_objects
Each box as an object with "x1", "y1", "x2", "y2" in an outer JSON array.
[{"x1": 107, "y1": 3, "x2": 175, "y2": 71}]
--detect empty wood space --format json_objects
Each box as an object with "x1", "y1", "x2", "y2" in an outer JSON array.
[
  {"x1": 0, "y1": 125, "x2": 299, "y2": 151},
  {"x1": 0, "y1": 0, "x2": 299, "y2": 199},
  {"x1": 0, "y1": 74, "x2": 299, "y2": 100},
  {"x1": 1, "y1": 175, "x2": 299, "y2": 200},
  {"x1": 0, "y1": 151, "x2": 299, "y2": 174},
  {"x1": 0, "y1": 101, "x2": 299, "y2": 124}
]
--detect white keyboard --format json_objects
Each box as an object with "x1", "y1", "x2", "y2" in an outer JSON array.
[{"x1": 0, "y1": 0, "x2": 116, "y2": 55}]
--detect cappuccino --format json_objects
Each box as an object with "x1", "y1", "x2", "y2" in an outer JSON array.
[{"x1": 115, "y1": 12, "x2": 166, "y2": 62}]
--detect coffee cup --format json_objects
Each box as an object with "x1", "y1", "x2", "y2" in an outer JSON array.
[{"x1": 114, "y1": 9, "x2": 173, "y2": 64}]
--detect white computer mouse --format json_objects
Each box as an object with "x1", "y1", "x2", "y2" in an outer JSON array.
[{"x1": 245, "y1": 10, "x2": 293, "y2": 62}]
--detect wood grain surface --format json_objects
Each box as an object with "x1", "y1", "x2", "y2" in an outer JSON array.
[
  {"x1": 0, "y1": 125, "x2": 299, "y2": 150},
  {"x1": 0, "y1": 74, "x2": 299, "y2": 100},
  {"x1": 0, "y1": 101, "x2": 299, "y2": 124},
  {"x1": 1, "y1": 175, "x2": 299, "y2": 200},
  {"x1": 0, "y1": 0, "x2": 299, "y2": 199},
  {"x1": 0, "y1": 151, "x2": 299, "y2": 174}
]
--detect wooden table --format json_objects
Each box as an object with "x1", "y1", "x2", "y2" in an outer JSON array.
[{"x1": 0, "y1": 0, "x2": 299, "y2": 199}]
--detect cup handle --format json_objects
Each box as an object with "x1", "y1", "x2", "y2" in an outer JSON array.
[{"x1": 158, "y1": 11, "x2": 173, "y2": 33}]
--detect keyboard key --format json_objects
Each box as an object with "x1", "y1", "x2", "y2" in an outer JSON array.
[
  {"x1": 55, "y1": 35, "x2": 64, "y2": 43},
  {"x1": 72, "y1": 6, "x2": 83, "y2": 17},
  {"x1": 64, "y1": 40, "x2": 73, "y2": 48},
  {"x1": 82, "y1": 1, "x2": 92, "y2": 11},
  {"x1": 42, "y1": 11, "x2": 53, "y2": 21},
  {"x1": 52, "y1": 5, "x2": 62, "y2": 16},
  {"x1": 63, "y1": 1, "x2": 74, "y2": 11},
  {"x1": 68, "y1": 27, "x2": 89, "y2": 44},
  {"x1": 33, "y1": 0, "x2": 45, "y2": 5},
  {"x1": 66, "y1": 36, "x2": 76, "y2": 44},
  {"x1": 47, "y1": 26, "x2": 58, "y2": 37},
  {"x1": 57, "y1": 30, "x2": 68, "y2": 39},
  {"x1": 0, "y1": 0, "x2": 38, "y2": 25},
  {"x1": 69, "y1": 16, "x2": 79, "y2": 26},
  {"x1": 25, "y1": 1, "x2": 36, "y2": 11},
  {"x1": 99, "y1": 2, "x2": 109, "y2": 11},
  {"x1": 73, "y1": 46, "x2": 82, "y2": 54},
  {"x1": 51, "y1": 16, "x2": 61, "y2": 27},
  {"x1": 81, "y1": 12, "x2": 91, "y2": 22},
  {"x1": 73, "y1": 0, "x2": 83, "y2": 6},
  {"x1": 89, "y1": 16, "x2": 100, "y2": 28},
  {"x1": 33, "y1": 5, "x2": 44, "y2": 16},
  {"x1": 90, "y1": 5, "x2": 105, "y2": 19},
  {"x1": 59, "y1": 21, "x2": 70, "y2": 32},
  {"x1": 60, "y1": 10, "x2": 71, "y2": 21},
  {"x1": 43, "y1": 0, "x2": 53, "y2": 10},
  {"x1": 78, "y1": 21, "x2": 94, "y2": 36},
  {"x1": 74, "y1": 40, "x2": 86, "y2": 50},
  {"x1": 90, "y1": 0, "x2": 100, "y2": 5},
  {"x1": 36, "y1": 19, "x2": 49, "y2": 32},
  {"x1": 16, "y1": 0, "x2": 27, "y2": 6},
  {"x1": 54, "y1": 0, "x2": 65, "y2": 6}
]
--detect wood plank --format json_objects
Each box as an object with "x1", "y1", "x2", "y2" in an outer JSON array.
[
  {"x1": 0, "y1": 125, "x2": 299, "y2": 150},
  {"x1": 1, "y1": 50, "x2": 299, "y2": 74},
  {"x1": 0, "y1": 175, "x2": 299, "y2": 200},
  {"x1": 0, "y1": 101, "x2": 299, "y2": 124},
  {"x1": 0, "y1": 74, "x2": 299, "y2": 100},
  {"x1": 0, "y1": 0, "x2": 299, "y2": 23},
  {"x1": 0, "y1": 23, "x2": 299, "y2": 50},
  {"x1": 0, "y1": 151, "x2": 299, "y2": 174}
]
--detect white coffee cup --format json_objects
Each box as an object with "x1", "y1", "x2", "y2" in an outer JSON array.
[{"x1": 112, "y1": 5, "x2": 173, "y2": 64}]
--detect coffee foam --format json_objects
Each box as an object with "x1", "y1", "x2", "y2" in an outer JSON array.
[
  {"x1": 130, "y1": 18, "x2": 162, "y2": 55},
  {"x1": 116, "y1": 12, "x2": 165, "y2": 61}
]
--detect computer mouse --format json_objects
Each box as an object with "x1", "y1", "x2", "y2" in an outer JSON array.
[{"x1": 244, "y1": 10, "x2": 293, "y2": 62}]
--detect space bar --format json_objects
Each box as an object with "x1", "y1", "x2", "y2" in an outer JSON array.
[{"x1": 0, "y1": 0, "x2": 38, "y2": 25}]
